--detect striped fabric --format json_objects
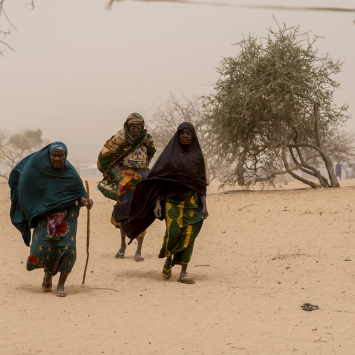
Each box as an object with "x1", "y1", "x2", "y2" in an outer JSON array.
[{"x1": 158, "y1": 191, "x2": 203, "y2": 265}]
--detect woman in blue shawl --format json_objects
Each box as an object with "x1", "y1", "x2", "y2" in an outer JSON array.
[{"x1": 9, "y1": 142, "x2": 93, "y2": 297}]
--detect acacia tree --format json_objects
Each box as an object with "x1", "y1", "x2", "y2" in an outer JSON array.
[
  {"x1": 204, "y1": 21, "x2": 351, "y2": 188},
  {"x1": 0, "y1": 128, "x2": 47, "y2": 180}
]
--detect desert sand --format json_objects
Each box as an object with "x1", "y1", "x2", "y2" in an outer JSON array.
[{"x1": 1, "y1": 177, "x2": 355, "y2": 355}]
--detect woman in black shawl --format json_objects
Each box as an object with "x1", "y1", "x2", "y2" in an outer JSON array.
[{"x1": 114, "y1": 122, "x2": 208, "y2": 284}]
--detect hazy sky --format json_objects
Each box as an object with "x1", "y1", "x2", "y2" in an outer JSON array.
[{"x1": 1, "y1": 0, "x2": 354, "y2": 161}]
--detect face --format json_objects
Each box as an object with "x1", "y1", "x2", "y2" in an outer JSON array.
[
  {"x1": 128, "y1": 124, "x2": 143, "y2": 139},
  {"x1": 179, "y1": 129, "x2": 193, "y2": 145},
  {"x1": 50, "y1": 149, "x2": 66, "y2": 169}
]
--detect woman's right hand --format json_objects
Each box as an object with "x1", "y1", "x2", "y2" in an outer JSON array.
[
  {"x1": 154, "y1": 200, "x2": 162, "y2": 218},
  {"x1": 79, "y1": 197, "x2": 93, "y2": 209}
]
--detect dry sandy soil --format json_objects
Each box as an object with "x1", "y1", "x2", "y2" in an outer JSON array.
[{"x1": 1, "y1": 177, "x2": 355, "y2": 355}]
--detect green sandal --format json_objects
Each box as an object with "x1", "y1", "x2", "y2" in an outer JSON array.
[{"x1": 162, "y1": 267, "x2": 172, "y2": 279}]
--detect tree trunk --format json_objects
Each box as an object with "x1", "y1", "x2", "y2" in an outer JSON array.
[
  {"x1": 203, "y1": 155, "x2": 211, "y2": 186},
  {"x1": 282, "y1": 134, "x2": 319, "y2": 188},
  {"x1": 313, "y1": 103, "x2": 339, "y2": 187},
  {"x1": 288, "y1": 125, "x2": 329, "y2": 187},
  {"x1": 236, "y1": 150, "x2": 247, "y2": 186},
  {"x1": 287, "y1": 142, "x2": 339, "y2": 187},
  {"x1": 282, "y1": 98, "x2": 340, "y2": 188}
]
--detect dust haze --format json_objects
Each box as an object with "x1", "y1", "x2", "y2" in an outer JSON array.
[{"x1": 1, "y1": 0, "x2": 354, "y2": 163}]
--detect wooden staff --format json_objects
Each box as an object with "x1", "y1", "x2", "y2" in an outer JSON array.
[{"x1": 82, "y1": 180, "x2": 90, "y2": 284}]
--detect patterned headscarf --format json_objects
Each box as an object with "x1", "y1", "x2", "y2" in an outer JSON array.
[
  {"x1": 49, "y1": 142, "x2": 68, "y2": 156},
  {"x1": 127, "y1": 113, "x2": 144, "y2": 128},
  {"x1": 97, "y1": 114, "x2": 156, "y2": 177}
]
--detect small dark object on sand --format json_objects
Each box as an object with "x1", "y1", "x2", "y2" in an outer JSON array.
[{"x1": 301, "y1": 303, "x2": 319, "y2": 311}]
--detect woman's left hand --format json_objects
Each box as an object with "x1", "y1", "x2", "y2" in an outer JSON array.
[
  {"x1": 202, "y1": 207, "x2": 209, "y2": 219},
  {"x1": 201, "y1": 195, "x2": 208, "y2": 219}
]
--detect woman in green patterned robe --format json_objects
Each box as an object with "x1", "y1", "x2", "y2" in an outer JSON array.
[
  {"x1": 9, "y1": 142, "x2": 93, "y2": 297},
  {"x1": 154, "y1": 124, "x2": 208, "y2": 284}
]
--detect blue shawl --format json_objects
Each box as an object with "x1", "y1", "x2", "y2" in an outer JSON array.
[{"x1": 9, "y1": 142, "x2": 87, "y2": 246}]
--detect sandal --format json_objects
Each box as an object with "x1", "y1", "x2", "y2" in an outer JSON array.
[
  {"x1": 134, "y1": 254, "x2": 144, "y2": 262},
  {"x1": 56, "y1": 290, "x2": 67, "y2": 297},
  {"x1": 115, "y1": 251, "x2": 125, "y2": 259},
  {"x1": 42, "y1": 274, "x2": 52, "y2": 292},
  {"x1": 162, "y1": 267, "x2": 172, "y2": 279},
  {"x1": 177, "y1": 276, "x2": 195, "y2": 284}
]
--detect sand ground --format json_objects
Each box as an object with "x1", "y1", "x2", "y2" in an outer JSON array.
[{"x1": 1, "y1": 177, "x2": 355, "y2": 355}]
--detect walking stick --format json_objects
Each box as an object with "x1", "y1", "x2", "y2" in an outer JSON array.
[{"x1": 82, "y1": 180, "x2": 90, "y2": 285}]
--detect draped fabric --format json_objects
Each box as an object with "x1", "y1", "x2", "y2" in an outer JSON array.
[
  {"x1": 109, "y1": 166, "x2": 148, "y2": 237},
  {"x1": 97, "y1": 115, "x2": 155, "y2": 200},
  {"x1": 9, "y1": 142, "x2": 86, "y2": 246},
  {"x1": 158, "y1": 191, "x2": 204, "y2": 265},
  {"x1": 97, "y1": 116, "x2": 155, "y2": 179},
  {"x1": 27, "y1": 205, "x2": 80, "y2": 276},
  {"x1": 113, "y1": 122, "x2": 207, "y2": 242}
]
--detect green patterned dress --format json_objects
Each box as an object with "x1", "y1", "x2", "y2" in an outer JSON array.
[
  {"x1": 158, "y1": 191, "x2": 203, "y2": 266},
  {"x1": 26, "y1": 205, "x2": 80, "y2": 276}
]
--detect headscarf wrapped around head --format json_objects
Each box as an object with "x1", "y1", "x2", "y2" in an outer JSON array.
[
  {"x1": 97, "y1": 113, "x2": 155, "y2": 176},
  {"x1": 148, "y1": 122, "x2": 206, "y2": 182},
  {"x1": 179, "y1": 124, "x2": 193, "y2": 136},
  {"x1": 124, "y1": 113, "x2": 145, "y2": 143},
  {"x1": 49, "y1": 142, "x2": 68, "y2": 156},
  {"x1": 126, "y1": 113, "x2": 144, "y2": 128}
]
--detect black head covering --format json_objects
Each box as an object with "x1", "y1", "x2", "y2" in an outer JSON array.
[
  {"x1": 148, "y1": 122, "x2": 206, "y2": 189},
  {"x1": 113, "y1": 122, "x2": 207, "y2": 242}
]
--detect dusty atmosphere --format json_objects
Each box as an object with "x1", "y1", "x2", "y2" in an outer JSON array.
[
  {"x1": 1, "y1": 1, "x2": 355, "y2": 354},
  {"x1": 1, "y1": 177, "x2": 354, "y2": 355},
  {"x1": 2, "y1": 0, "x2": 354, "y2": 161}
]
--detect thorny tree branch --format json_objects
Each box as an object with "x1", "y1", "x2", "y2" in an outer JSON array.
[
  {"x1": 0, "y1": 128, "x2": 47, "y2": 180},
  {"x1": 0, "y1": 0, "x2": 35, "y2": 54},
  {"x1": 106, "y1": 1, "x2": 355, "y2": 17}
]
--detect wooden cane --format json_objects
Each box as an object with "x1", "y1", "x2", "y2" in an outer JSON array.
[{"x1": 82, "y1": 180, "x2": 90, "y2": 284}]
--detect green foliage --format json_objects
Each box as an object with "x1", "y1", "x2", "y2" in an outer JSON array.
[{"x1": 205, "y1": 21, "x2": 350, "y2": 186}]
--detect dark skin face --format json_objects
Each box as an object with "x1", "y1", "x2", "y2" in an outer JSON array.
[
  {"x1": 50, "y1": 149, "x2": 66, "y2": 169},
  {"x1": 179, "y1": 129, "x2": 193, "y2": 145},
  {"x1": 128, "y1": 124, "x2": 143, "y2": 139}
]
